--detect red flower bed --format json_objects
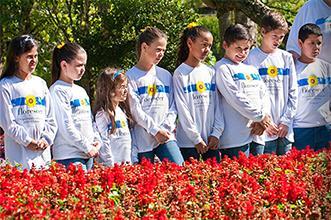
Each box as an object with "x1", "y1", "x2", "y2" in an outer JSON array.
[{"x1": 0, "y1": 148, "x2": 330, "y2": 219}]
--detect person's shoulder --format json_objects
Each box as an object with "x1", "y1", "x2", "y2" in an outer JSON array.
[
  {"x1": 125, "y1": 66, "x2": 137, "y2": 79},
  {"x1": 31, "y1": 75, "x2": 48, "y2": 86},
  {"x1": 174, "y1": 63, "x2": 189, "y2": 77},
  {"x1": 155, "y1": 66, "x2": 172, "y2": 78}
]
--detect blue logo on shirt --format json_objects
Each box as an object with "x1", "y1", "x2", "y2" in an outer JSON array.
[
  {"x1": 298, "y1": 76, "x2": 331, "y2": 87},
  {"x1": 107, "y1": 120, "x2": 127, "y2": 131},
  {"x1": 137, "y1": 85, "x2": 170, "y2": 96},
  {"x1": 232, "y1": 73, "x2": 261, "y2": 81},
  {"x1": 183, "y1": 82, "x2": 216, "y2": 93},
  {"x1": 259, "y1": 67, "x2": 290, "y2": 77},
  {"x1": 70, "y1": 98, "x2": 90, "y2": 108},
  {"x1": 11, "y1": 96, "x2": 46, "y2": 108}
]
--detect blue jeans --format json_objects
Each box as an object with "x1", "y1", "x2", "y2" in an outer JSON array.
[
  {"x1": 180, "y1": 148, "x2": 221, "y2": 163},
  {"x1": 264, "y1": 138, "x2": 292, "y2": 155},
  {"x1": 138, "y1": 140, "x2": 184, "y2": 165},
  {"x1": 220, "y1": 143, "x2": 250, "y2": 159},
  {"x1": 56, "y1": 158, "x2": 94, "y2": 171},
  {"x1": 294, "y1": 126, "x2": 330, "y2": 151},
  {"x1": 250, "y1": 142, "x2": 264, "y2": 156}
]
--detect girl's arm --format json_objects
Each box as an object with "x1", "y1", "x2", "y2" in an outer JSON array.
[
  {"x1": 0, "y1": 86, "x2": 34, "y2": 146},
  {"x1": 210, "y1": 88, "x2": 224, "y2": 139},
  {"x1": 94, "y1": 111, "x2": 113, "y2": 166},
  {"x1": 127, "y1": 80, "x2": 161, "y2": 136},
  {"x1": 159, "y1": 79, "x2": 177, "y2": 133},
  {"x1": 173, "y1": 73, "x2": 203, "y2": 145},
  {"x1": 51, "y1": 88, "x2": 93, "y2": 154},
  {"x1": 39, "y1": 87, "x2": 57, "y2": 146}
]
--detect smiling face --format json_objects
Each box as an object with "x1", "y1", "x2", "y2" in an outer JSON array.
[
  {"x1": 299, "y1": 34, "x2": 323, "y2": 61},
  {"x1": 261, "y1": 28, "x2": 286, "y2": 53},
  {"x1": 141, "y1": 37, "x2": 167, "y2": 65},
  {"x1": 223, "y1": 39, "x2": 251, "y2": 64},
  {"x1": 187, "y1": 31, "x2": 213, "y2": 63},
  {"x1": 16, "y1": 46, "x2": 38, "y2": 76},
  {"x1": 112, "y1": 78, "x2": 128, "y2": 105},
  {"x1": 60, "y1": 50, "x2": 87, "y2": 83}
]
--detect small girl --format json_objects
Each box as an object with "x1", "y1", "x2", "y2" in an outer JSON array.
[
  {"x1": 126, "y1": 27, "x2": 184, "y2": 165},
  {"x1": 93, "y1": 67, "x2": 133, "y2": 166},
  {"x1": 50, "y1": 42, "x2": 101, "y2": 171},
  {"x1": 0, "y1": 35, "x2": 57, "y2": 169},
  {"x1": 173, "y1": 25, "x2": 224, "y2": 162}
]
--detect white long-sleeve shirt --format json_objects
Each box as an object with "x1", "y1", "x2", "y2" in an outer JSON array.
[
  {"x1": 95, "y1": 106, "x2": 132, "y2": 166},
  {"x1": 50, "y1": 80, "x2": 101, "y2": 160},
  {"x1": 245, "y1": 48, "x2": 298, "y2": 142},
  {"x1": 127, "y1": 65, "x2": 177, "y2": 153},
  {"x1": 286, "y1": 0, "x2": 331, "y2": 63},
  {"x1": 294, "y1": 58, "x2": 331, "y2": 128},
  {"x1": 0, "y1": 75, "x2": 57, "y2": 169},
  {"x1": 173, "y1": 63, "x2": 224, "y2": 148},
  {"x1": 215, "y1": 58, "x2": 269, "y2": 148}
]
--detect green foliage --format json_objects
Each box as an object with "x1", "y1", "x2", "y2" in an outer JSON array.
[{"x1": 1, "y1": 0, "x2": 197, "y2": 95}]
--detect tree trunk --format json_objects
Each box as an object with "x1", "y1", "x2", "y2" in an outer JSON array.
[
  {"x1": 202, "y1": 0, "x2": 272, "y2": 26},
  {"x1": 203, "y1": 0, "x2": 272, "y2": 53}
]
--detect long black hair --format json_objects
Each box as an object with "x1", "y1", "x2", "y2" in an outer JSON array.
[{"x1": 1, "y1": 35, "x2": 38, "y2": 80}]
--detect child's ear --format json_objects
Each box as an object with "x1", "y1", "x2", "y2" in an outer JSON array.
[
  {"x1": 187, "y1": 37, "x2": 193, "y2": 49},
  {"x1": 141, "y1": 42, "x2": 148, "y2": 52},
  {"x1": 261, "y1": 28, "x2": 267, "y2": 36},
  {"x1": 222, "y1": 41, "x2": 228, "y2": 50},
  {"x1": 298, "y1": 39, "x2": 304, "y2": 49},
  {"x1": 60, "y1": 60, "x2": 67, "y2": 70}
]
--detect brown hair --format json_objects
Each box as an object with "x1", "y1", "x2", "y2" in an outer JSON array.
[
  {"x1": 261, "y1": 11, "x2": 288, "y2": 33},
  {"x1": 93, "y1": 67, "x2": 133, "y2": 134},
  {"x1": 136, "y1": 27, "x2": 167, "y2": 60},
  {"x1": 51, "y1": 42, "x2": 86, "y2": 84},
  {"x1": 1, "y1": 35, "x2": 38, "y2": 80}
]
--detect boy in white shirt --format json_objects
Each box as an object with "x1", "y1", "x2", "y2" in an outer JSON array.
[
  {"x1": 293, "y1": 23, "x2": 331, "y2": 150},
  {"x1": 215, "y1": 24, "x2": 273, "y2": 158},
  {"x1": 246, "y1": 11, "x2": 298, "y2": 155}
]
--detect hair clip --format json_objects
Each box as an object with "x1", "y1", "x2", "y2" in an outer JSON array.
[
  {"x1": 112, "y1": 69, "x2": 123, "y2": 81},
  {"x1": 187, "y1": 22, "x2": 198, "y2": 29},
  {"x1": 20, "y1": 36, "x2": 33, "y2": 49},
  {"x1": 57, "y1": 42, "x2": 65, "y2": 49}
]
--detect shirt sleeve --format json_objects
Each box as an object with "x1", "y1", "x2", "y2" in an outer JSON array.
[
  {"x1": 39, "y1": 87, "x2": 58, "y2": 146},
  {"x1": 94, "y1": 112, "x2": 113, "y2": 166},
  {"x1": 127, "y1": 79, "x2": 161, "y2": 136},
  {"x1": 51, "y1": 88, "x2": 93, "y2": 154},
  {"x1": 159, "y1": 79, "x2": 177, "y2": 133},
  {"x1": 173, "y1": 73, "x2": 203, "y2": 145},
  {"x1": 0, "y1": 85, "x2": 33, "y2": 146},
  {"x1": 280, "y1": 56, "x2": 298, "y2": 126},
  {"x1": 215, "y1": 65, "x2": 265, "y2": 122},
  {"x1": 210, "y1": 81, "x2": 224, "y2": 139}
]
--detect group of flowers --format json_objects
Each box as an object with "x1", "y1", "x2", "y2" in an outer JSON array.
[{"x1": 0, "y1": 147, "x2": 330, "y2": 219}]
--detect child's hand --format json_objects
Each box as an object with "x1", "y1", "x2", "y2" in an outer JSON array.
[
  {"x1": 207, "y1": 136, "x2": 219, "y2": 150},
  {"x1": 37, "y1": 139, "x2": 49, "y2": 150},
  {"x1": 92, "y1": 141, "x2": 101, "y2": 151},
  {"x1": 195, "y1": 141, "x2": 208, "y2": 154},
  {"x1": 154, "y1": 130, "x2": 171, "y2": 144},
  {"x1": 27, "y1": 140, "x2": 39, "y2": 151},
  {"x1": 266, "y1": 123, "x2": 279, "y2": 137},
  {"x1": 250, "y1": 122, "x2": 265, "y2": 135},
  {"x1": 87, "y1": 147, "x2": 99, "y2": 158},
  {"x1": 260, "y1": 114, "x2": 272, "y2": 129},
  {"x1": 277, "y1": 123, "x2": 288, "y2": 137}
]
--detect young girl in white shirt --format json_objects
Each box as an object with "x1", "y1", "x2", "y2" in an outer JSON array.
[
  {"x1": 93, "y1": 67, "x2": 133, "y2": 165},
  {"x1": 0, "y1": 35, "x2": 57, "y2": 169},
  {"x1": 50, "y1": 42, "x2": 101, "y2": 171}
]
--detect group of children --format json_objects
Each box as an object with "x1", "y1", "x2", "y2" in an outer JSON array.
[{"x1": 0, "y1": 11, "x2": 330, "y2": 170}]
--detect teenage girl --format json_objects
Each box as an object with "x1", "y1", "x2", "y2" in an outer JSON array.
[
  {"x1": 173, "y1": 25, "x2": 224, "y2": 162},
  {"x1": 126, "y1": 27, "x2": 184, "y2": 165},
  {"x1": 50, "y1": 42, "x2": 101, "y2": 171},
  {"x1": 0, "y1": 35, "x2": 57, "y2": 169}
]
